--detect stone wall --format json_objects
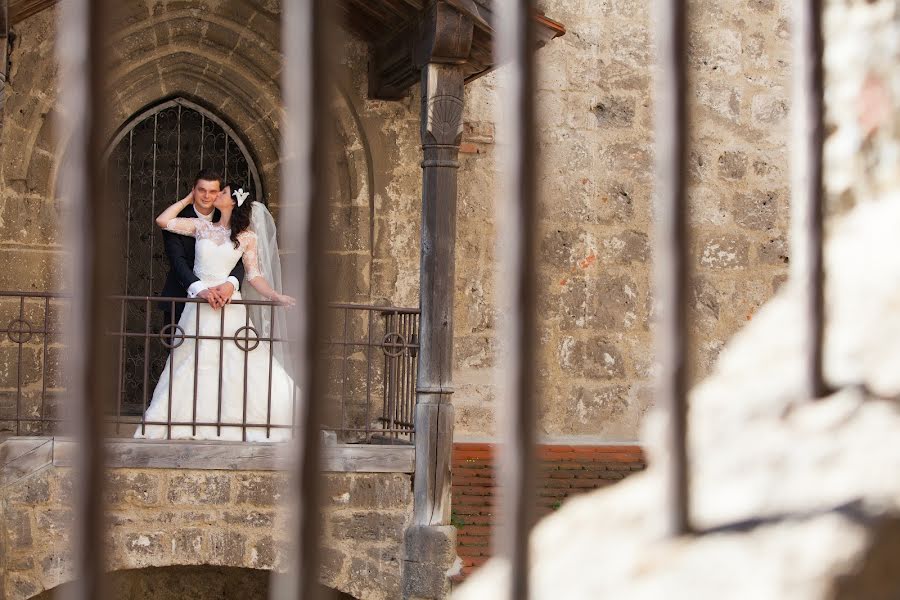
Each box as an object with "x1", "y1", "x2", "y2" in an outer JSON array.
[
  {"x1": 0, "y1": 464, "x2": 413, "y2": 600},
  {"x1": 0, "y1": 0, "x2": 795, "y2": 441},
  {"x1": 451, "y1": 0, "x2": 793, "y2": 437}
]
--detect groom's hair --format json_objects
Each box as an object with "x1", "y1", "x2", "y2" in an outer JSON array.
[{"x1": 193, "y1": 169, "x2": 224, "y2": 189}]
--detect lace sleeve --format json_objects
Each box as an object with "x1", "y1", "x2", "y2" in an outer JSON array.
[
  {"x1": 164, "y1": 217, "x2": 201, "y2": 237},
  {"x1": 240, "y1": 232, "x2": 263, "y2": 280}
]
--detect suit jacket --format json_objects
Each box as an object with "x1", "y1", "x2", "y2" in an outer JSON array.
[{"x1": 159, "y1": 205, "x2": 245, "y2": 319}]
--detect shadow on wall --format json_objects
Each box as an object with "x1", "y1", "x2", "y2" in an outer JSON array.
[{"x1": 31, "y1": 565, "x2": 358, "y2": 600}]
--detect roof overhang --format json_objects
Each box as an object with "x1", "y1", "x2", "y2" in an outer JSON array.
[{"x1": 8, "y1": 0, "x2": 565, "y2": 99}]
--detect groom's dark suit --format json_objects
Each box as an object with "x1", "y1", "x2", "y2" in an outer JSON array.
[{"x1": 159, "y1": 204, "x2": 245, "y2": 323}]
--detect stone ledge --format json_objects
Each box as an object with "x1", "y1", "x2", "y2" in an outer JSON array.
[{"x1": 0, "y1": 437, "x2": 414, "y2": 485}]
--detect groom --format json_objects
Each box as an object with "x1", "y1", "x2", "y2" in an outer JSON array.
[{"x1": 159, "y1": 168, "x2": 245, "y2": 325}]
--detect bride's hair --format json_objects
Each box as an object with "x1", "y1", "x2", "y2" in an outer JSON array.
[{"x1": 227, "y1": 184, "x2": 253, "y2": 248}]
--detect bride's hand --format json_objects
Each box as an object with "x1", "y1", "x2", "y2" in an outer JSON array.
[{"x1": 273, "y1": 293, "x2": 296, "y2": 307}]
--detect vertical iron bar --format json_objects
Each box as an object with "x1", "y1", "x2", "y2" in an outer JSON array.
[
  {"x1": 58, "y1": 0, "x2": 112, "y2": 594},
  {"x1": 167, "y1": 300, "x2": 174, "y2": 438},
  {"x1": 192, "y1": 300, "x2": 200, "y2": 437},
  {"x1": 15, "y1": 296, "x2": 23, "y2": 434},
  {"x1": 793, "y1": 0, "x2": 827, "y2": 400},
  {"x1": 149, "y1": 113, "x2": 159, "y2": 288},
  {"x1": 381, "y1": 312, "x2": 391, "y2": 437},
  {"x1": 141, "y1": 298, "x2": 151, "y2": 436},
  {"x1": 276, "y1": 0, "x2": 335, "y2": 597},
  {"x1": 124, "y1": 129, "x2": 134, "y2": 295},
  {"x1": 115, "y1": 298, "x2": 125, "y2": 435},
  {"x1": 199, "y1": 113, "x2": 205, "y2": 169},
  {"x1": 224, "y1": 132, "x2": 229, "y2": 183},
  {"x1": 242, "y1": 305, "x2": 250, "y2": 441},
  {"x1": 267, "y1": 302, "x2": 275, "y2": 438},
  {"x1": 365, "y1": 309, "x2": 374, "y2": 442},
  {"x1": 41, "y1": 297, "x2": 49, "y2": 434},
  {"x1": 495, "y1": 1, "x2": 539, "y2": 597},
  {"x1": 340, "y1": 307, "x2": 350, "y2": 436},
  {"x1": 176, "y1": 104, "x2": 182, "y2": 198},
  {"x1": 217, "y1": 304, "x2": 225, "y2": 437},
  {"x1": 653, "y1": 0, "x2": 692, "y2": 536}
]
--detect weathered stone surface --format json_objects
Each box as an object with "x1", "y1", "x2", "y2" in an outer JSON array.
[
  {"x1": 234, "y1": 473, "x2": 287, "y2": 506},
  {"x1": 0, "y1": 462, "x2": 414, "y2": 600},
  {"x1": 106, "y1": 471, "x2": 160, "y2": 506},
  {"x1": 167, "y1": 473, "x2": 231, "y2": 505},
  {"x1": 332, "y1": 512, "x2": 406, "y2": 542}
]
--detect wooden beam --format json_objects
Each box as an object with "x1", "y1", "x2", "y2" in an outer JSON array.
[
  {"x1": 51, "y1": 439, "x2": 416, "y2": 473},
  {"x1": 8, "y1": 0, "x2": 56, "y2": 25}
]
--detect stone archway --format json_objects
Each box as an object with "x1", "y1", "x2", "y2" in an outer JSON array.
[{"x1": 29, "y1": 565, "x2": 359, "y2": 600}]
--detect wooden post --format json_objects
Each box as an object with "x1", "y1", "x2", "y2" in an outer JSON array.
[{"x1": 413, "y1": 61, "x2": 465, "y2": 526}]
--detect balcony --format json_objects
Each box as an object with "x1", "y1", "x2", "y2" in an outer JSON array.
[{"x1": 0, "y1": 291, "x2": 418, "y2": 445}]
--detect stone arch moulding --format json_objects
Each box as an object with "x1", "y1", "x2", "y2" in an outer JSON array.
[{"x1": 103, "y1": 95, "x2": 264, "y2": 198}]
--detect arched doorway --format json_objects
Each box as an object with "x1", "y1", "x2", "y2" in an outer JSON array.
[
  {"x1": 30, "y1": 565, "x2": 359, "y2": 599},
  {"x1": 105, "y1": 98, "x2": 262, "y2": 413}
]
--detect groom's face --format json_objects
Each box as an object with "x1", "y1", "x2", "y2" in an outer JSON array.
[{"x1": 193, "y1": 179, "x2": 221, "y2": 214}]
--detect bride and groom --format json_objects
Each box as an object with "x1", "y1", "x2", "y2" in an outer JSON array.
[{"x1": 134, "y1": 169, "x2": 297, "y2": 442}]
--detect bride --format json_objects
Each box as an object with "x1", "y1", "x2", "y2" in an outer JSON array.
[{"x1": 135, "y1": 185, "x2": 297, "y2": 442}]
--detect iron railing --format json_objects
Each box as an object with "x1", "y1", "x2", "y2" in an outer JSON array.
[{"x1": 0, "y1": 291, "x2": 418, "y2": 443}]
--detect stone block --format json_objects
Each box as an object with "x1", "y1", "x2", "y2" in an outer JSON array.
[
  {"x1": 557, "y1": 336, "x2": 626, "y2": 380},
  {"x1": 6, "y1": 508, "x2": 33, "y2": 547},
  {"x1": 759, "y1": 236, "x2": 790, "y2": 266},
  {"x1": 208, "y1": 530, "x2": 246, "y2": 566},
  {"x1": 234, "y1": 472, "x2": 288, "y2": 506},
  {"x1": 124, "y1": 532, "x2": 166, "y2": 557},
  {"x1": 591, "y1": 96, "x2": 636, "y2": 128},
  {"x1": 167, "y1": 472, "x2": 231, "y2": 505},
  {"x1": 751, "y1": 94, "x2": 789, "y2": 127},
  {"x1": 248, "y1": 535, "x2": 277, "y2": 569},
  {"x1": 717, "y1": 150, "x2": 749, "y2": 180},
  {"x1": 36, "y1": 508, "x2": 71, "y2": 539},
  {"x1": 402, "y1": 561, "x2": 451, "y2": 600},
  {"x1": 223, "y1": 510, "x2": 275, "y2": 528},
  {"x1": 349, "y1": 556, "x2": 401, "y2": 600},
  {"x1": 106, "y1": 471, "x2": 161, "y2": 506},
  {"x1": 173, "y1": 528, "x2": 205, "y2": 558},
  {"x1": 349, "y1": 475, "x2": 414, "y2": 510},
  {"x1": 332, "y1": 512, "x2": 406, "y2": 542},
  {"x1": 319, "y1": 545, "x2": 348, "y2": 584},
  {"x1": 699, "y1": 234, "x2": 751, "y2": 269},
  {"x1": 732, "y1": 190, "x2": 781, "y2": 231},
  {"x1": 404, "y1": 525, "x2": 457, "y2": 565},
  {"x1": 7, "y1": 470, "x2": 50, "y2": 504}
]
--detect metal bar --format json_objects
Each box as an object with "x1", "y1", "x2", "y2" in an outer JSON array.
[
  {"x1": 653, "y1": 0, "x2": 692, "y2": 536},
  {"x1": 199, "y1": 113, "x2": 205, "y2": 168},
  {"x1": 15, "y1": 296, "x2": 23, "y2": 434},
  {"x1": 242, "y1": 305, "x2": 250, "y2": 441},
  {"x1": 115, "y1": 298, "x2": 126, "y2": 435},
  {"x1": 141, "y1": 298, "x2": 151, "y2": 436},
  {"x1": 792, "y1": 0, "x2": 827, "y2": 400},
  {"x1": 149, "y1": 112, "x2": 159, "y2": 288},
  {"x1": 192, "y1": 300, "x2": 200, "y2": 437},
  {"x1": 40, "y1": 297, "x2": 49, "y2": 433},
  {"x1": 365, "y1": 309, "x2": 374, "y2": 442},
  {"x1": 176, "y1": 104, "x2": 182, "y2": 198},
  {"x1": 124, "y1": 129, "x2": 134, "y2": 295},
  {"x1": 340, "y1": 307, "x2": 349, "y2": 435},
  {"x1": 267, "y1": 303, "x2": 274, "y2": 438},
  {"x1": 57, "y1": 0, "x2": 112, "y2": 594},
  {"x1": 495, "y1": 1, "x2": 539, "y2": 597},
  {"x1": 167, "y1": 300, "x2": 174, "y2": 439},
  {"x1": 217, "y1": 305, "x2": 225, "y2": 437},
  {"x1": 276, "y1": 0, "x2": 336, "y2": 596}
]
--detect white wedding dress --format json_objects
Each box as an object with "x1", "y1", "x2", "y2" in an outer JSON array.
[{"x1": 135, "y1": 218, "x2": 295, "y2": 442}]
